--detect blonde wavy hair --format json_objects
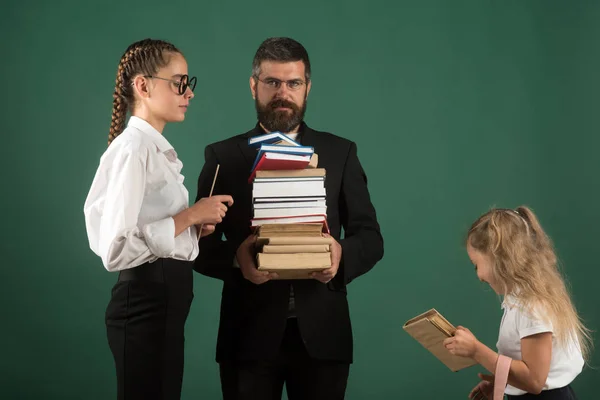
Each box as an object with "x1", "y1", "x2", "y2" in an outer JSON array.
[{"x1": 467, "y1": 206, "x2": 593, "y2": 362}]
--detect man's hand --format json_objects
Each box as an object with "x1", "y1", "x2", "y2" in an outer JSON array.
[
  {"x1": 311, "y1": 234, "x2": 342, "y2": 283},
  {"x1": 237, "y1": 234, "x2": 278, "y2": 284}
]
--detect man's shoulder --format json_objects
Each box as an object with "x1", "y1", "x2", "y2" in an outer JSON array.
[
  {"x1": 204, "y1": 130, "x2": 250, "y2": 151},
  {"x1": 307, "y1": 126, "x2": 355, "y2": 148},
  {"x1": 203, "y1": 124, "x2": 356, "y2": 152},
  {"x1": 306, "y1": 127, "x2": 358, "y2": 162}
]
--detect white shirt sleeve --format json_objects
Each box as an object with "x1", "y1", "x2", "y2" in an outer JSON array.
[
  {"x1": 84, "y1": 144, "x2": 176, "y2": 271},
  {"x1": 516, "y1": 307, "x2": 553, "y2": 339}
]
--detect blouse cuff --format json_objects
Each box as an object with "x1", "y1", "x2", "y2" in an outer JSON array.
[{"x1": 142, "y1": 217, "x2": 176, "y2": 257}]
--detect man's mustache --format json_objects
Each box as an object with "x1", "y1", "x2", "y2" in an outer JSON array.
[{"x1": 268, "y1": 99, "x2": 299, "y2": 111}]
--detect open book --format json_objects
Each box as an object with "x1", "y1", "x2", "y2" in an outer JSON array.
[{"x1": 403, "y1": 309, "x2": 478, "y2": 372}]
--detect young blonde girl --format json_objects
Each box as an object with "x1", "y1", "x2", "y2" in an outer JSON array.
[{"x1": 443, "y1": 206, "x2": 592, "y2": 399}]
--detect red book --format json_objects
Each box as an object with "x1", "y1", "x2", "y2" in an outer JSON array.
[{"x1": 248, "y1": 152, "x2": 311, "y2": 183}]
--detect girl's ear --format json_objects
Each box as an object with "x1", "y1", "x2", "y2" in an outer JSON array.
[{"x1": 132, "y1": 75, "x2": 151, "y2": 99}]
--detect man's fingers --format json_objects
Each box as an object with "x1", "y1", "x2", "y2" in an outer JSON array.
[
  {"x1": 245, "y1": 268, "x2": 279, "y2": 285},
  {"x1": 251, "y1": 269, "x2": 268, "y2": 277},
  {"x1": 252, "y1": 273, "x2": 277, "y2": 285},
  {"x1": 323, "y1": 266, "x2": 334, "y2": 274},
  {"x1": 313, "y1": 272, "x2": 331, "y2": 279},
  {"x1": 310, "y1": 272, "x2": 332, "y2": 283},
  {"x1": 249, "y1": 274, "x2": 268, "y2": 285}
]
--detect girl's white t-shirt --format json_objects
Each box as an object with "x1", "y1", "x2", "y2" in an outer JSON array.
[{"x1": 496, "y1": 295, "x2": 584, "y2": 396}]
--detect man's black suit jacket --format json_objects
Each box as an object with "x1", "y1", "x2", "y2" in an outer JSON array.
[{"x1": 194, "y1": 122, "x2": 384, "y2": 364}]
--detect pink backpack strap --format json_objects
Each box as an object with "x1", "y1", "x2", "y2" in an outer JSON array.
[{"x1": 493, "y1": 354, "x2": 511, "y2": 400}]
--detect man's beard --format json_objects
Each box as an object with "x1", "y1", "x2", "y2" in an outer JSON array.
[{"x1": 255, "y1": 94, "x2": 307, "y2": 133}]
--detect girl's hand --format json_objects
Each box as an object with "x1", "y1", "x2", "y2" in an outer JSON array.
[
  {"x1": 443, "y1": 326, "x2": 480, "y2": 358},
  {"x1": 469, "y1": 373, "x2": 494, "y2": 399}
]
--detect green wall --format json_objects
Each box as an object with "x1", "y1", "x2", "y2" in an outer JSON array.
[{"x1": 2, "y1": 0, "x2": 598, "y2": 398}]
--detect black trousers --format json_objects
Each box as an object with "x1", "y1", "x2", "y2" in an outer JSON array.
[
  {"x1": 507, "y1": 385, "x2": 577, "y2": 400},
  {"x1": 105, "y1": 258, "x2": 194, "y2": 400},
  {"x1": 219, "y1": 318, "x2": 350, "y2": 400}
]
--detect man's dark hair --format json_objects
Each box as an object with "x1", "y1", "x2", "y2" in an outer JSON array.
[{"x1": 252, "y1": 37, "x2": 311, "y2": 81}]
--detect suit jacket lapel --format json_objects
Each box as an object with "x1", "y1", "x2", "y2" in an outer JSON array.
[{"x1": 296, "y1": 124, "x2": 318, "y2": 149}]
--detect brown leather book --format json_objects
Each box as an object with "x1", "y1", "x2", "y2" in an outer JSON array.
[
  {"x1": 256, "y1": 236, "x2": 334, "y2": 246},
  {"x1": 257, "y1": 223, "x2": 324, "y2": 236},
  {"x1": 256, "y1": 252, "x2": 331, "y2": 280},
  {"x1": 403, "y1": 309, "x2": 478, "y2": 372},
  {"x1": 262, "y1": 244, "x2": 330, "y2": 253}
]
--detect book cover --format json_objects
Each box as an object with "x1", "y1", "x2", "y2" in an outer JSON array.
[
  {"x1": 403, "y1": 309, "x2": 478, "y2": 372},
  {"x1": 257, "y1": 252, "x2": 331, "y2": 279},
  {"x1": 248, "y1": 153, "x2": 312, "y2": 183},
  {"x1": 248, "y1": 132, "x2": 301, "y2": 147},
  {"x1": 249, "y1": 144, "x2": 314, "y2": 172},
  {"x1": 251, "y1": 215, "x2": 330, "y2": 233}
]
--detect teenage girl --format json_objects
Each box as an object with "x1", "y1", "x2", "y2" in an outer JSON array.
[{"x1": 84, "y1": 38, "x2": 233, "y2": 400}]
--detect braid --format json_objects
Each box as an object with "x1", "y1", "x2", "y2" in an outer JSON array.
[
  {"x1": 108, "y1": 62, "x2": 127, "y2": 145},
  {"x1": 107, "y1": 39, "x2": 180, "y2": 146}
]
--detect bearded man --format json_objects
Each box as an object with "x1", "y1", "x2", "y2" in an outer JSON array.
[{"x1": 193, "y1": 37, "x2": 384, "y2": 400}]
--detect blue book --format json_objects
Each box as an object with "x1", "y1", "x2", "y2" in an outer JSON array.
[{"x1": 248, "y1": 131, "x2": 301, "y2": 147}]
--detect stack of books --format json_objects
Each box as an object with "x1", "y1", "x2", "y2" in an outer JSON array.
[
  {"x1": 248, "y1": 132, "x2": 327, "y2": 228},
  {"x1": 255, "y1": 223, "x2": 333, "y2": 279},
  {"x1": 247, "y1": 132, "x2": 330, "y2": 279}
]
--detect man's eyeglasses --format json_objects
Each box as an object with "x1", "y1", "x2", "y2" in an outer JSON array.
[
  {"x1": 144, "y1": 74, "x2": 197, "y2": 95},
  {"x1": 254, "y1": 76, "x2": 307, "y2": 92}
]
